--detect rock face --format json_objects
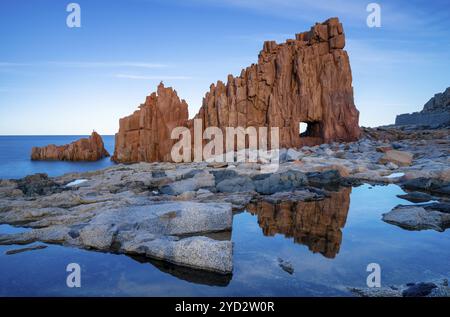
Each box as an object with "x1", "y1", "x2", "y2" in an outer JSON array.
[
  {"x1": 395, "y1": 87, "x2": 450, "y2": 127},
  {"x1": 112, "y1": 83, "x2": 189, "y2": 162},
  {"x1": 31, "y1": 132, "x2": 109, "y2": 161},
  {"x1": 112, "y1": 17, "x2": 360, "y2": 163}
]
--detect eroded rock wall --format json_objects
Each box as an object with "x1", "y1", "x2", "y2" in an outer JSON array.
[{"x1": 112, "y1": 17, "x2": 360, "y2": 163}]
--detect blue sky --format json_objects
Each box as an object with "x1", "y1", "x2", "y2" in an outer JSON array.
[{"x1": 0, "y1": 0, "x2": 449, "y2": 135}]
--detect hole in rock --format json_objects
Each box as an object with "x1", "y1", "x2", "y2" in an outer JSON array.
[{"x1": 299, "y1": 121, "x2": 321, "y2": 138}]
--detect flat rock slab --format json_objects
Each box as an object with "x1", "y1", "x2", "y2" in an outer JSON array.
[
  {"x1": 382, "y1": 205, "x2": 450, "y2": 232},
  {"x1": 0, "y1": 200, "x2": 233, "y2": 273}
]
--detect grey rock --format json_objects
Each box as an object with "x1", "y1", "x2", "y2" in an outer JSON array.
[
  {"x1": 211, "y1": 170, "x2": 239, "y2": 184},
  {"x1": 395, "y1": 87, "x2": 450, "y2": 127},
  {"x1": 160, "y1": 171, "x2": 215, "y2": 195},
  {"x1": 306, "y1": 170, "x2": 342, "y2": 187},
  {"x1": 122, "y1": 236, "x2": 233, "y2": 274},
  {"x1": 216, "y1": 176, "x2": 255, "y2": 193},
  {"x1": 286, "y1": 148, "x2": 302, "y2": 161},
  {"x1": 402, "y1": 282, "x2": 437, "y2": 297},
  {"x1": 14, "y1": 173, "x2": 64, "y2": 196},
  {"x1": 397, "y1": 191, "x2": 434, "y2": 203},
  {"x1": 0, "y1": 200, "x2": 233, "y2": 273},
  {"x1": 402, "y1": 178, "x2": 450, "y2": 195},
  {"x1": 252, "y1": 171, "x2": 308, "y2": 195},
  {"x1": 382, "y1": 205, "x2": 450, "y2": 232}
]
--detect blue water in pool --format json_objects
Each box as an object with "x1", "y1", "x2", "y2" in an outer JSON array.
[
  {"x1": 1, "y1": 184, "x2": 449, "y2": 296},
  {"x1": 0, "y1": 135, "x2": 115, "y2": 179}
]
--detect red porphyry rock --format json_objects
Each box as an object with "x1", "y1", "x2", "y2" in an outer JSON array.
[
  {"x1": 112, "y1": 83, "x2": 189, "y2": 162},
  {"x1": 112, "y1": 17, "x2": 360, "y2": 163},
  {"x1": 31, "y1": 131, "x2": 110, "y2": 161}
]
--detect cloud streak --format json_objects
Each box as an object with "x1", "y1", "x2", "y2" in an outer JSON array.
[
  {"x1": 114, "y1": 74, "x2": 193, "y2": 80},
  {"x1": 0, "y1": 61, "x2": 169, "y2": 69}
]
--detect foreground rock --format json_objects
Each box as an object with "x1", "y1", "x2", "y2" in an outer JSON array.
[
  {"x1": 112, "y1": 17, "x2": 360, "y2": 163},
  {"x1": 0, "y1": 165, "x2": 234, "y2": 273},
  {"x1": 382, "y1": 203, "x2": 450, "y2": 232},
  {"x1": 350, "y1": 279, "x2": 449, "y2": 297},
  {"x1": 31, "y1": 132, "x2": 109, "y2": 161}
]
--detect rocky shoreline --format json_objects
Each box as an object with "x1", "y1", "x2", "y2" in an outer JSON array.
[{"x1": 1, "y1": 126, "x2": 449, "y2": 286}]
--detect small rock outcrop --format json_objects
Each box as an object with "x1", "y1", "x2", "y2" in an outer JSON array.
[
  {"x1": 112, "y1": 17, "x2": 360, "y2": 163},
  {"x1": 395, "y1": 87, "x2": 450, "y2": 127},
  {"x1": 31, "y1": 132, "x2": 109, "y2": 161}
]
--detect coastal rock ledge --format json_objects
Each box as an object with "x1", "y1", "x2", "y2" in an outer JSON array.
[{"x1": 31, "y1": 131, "x2": 110, "y2": 161}]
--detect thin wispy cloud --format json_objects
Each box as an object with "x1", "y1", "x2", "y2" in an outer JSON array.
[
  {"x1": 45, "y1": 61, "x2": 169, "y2": 68},
  {"x1": 0, "y1": 61, "x2": 170, "y2": 69},
  {"x1": 114, "y1": 74, "x2": 193, "y2": 80}
]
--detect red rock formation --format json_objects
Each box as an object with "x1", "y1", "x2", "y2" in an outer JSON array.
[
  {"x1": 113, "y1": 17, "x2": 360, "y2": 163},
  {"x1": 112, "y1": 83, "x2": 189, "y2": 162},
  {"x1": 246, "y1": 188, "x2": 351, "y2": 258},
  {"x1": 31, "y1": 132, "x2": 110, "y2": 161}
]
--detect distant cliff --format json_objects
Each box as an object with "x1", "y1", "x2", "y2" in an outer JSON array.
[
  {"x1": 395, "y1": 87, "x2": 450, "y2": 127},
  {"x1": 113, "y1": 17, "x2": 360, "y2": 163},
  {"x1": 31, "y1": 132, "x2": 110, "y2": 161}
]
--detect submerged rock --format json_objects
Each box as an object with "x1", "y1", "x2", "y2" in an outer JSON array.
[
  {"x1": 5, "y1": 244, "x2": 47, "y2": 255},
  {"x1": 278, "y1": 258, "x2": 294, "y2": 275},
  {"x1": 397, "y1": 191, "x2": 434, "y2": 203}
]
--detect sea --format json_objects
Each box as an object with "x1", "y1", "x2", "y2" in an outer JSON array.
[{"x1": 0, "y1": 135, "x2": 115, "y2": 179}]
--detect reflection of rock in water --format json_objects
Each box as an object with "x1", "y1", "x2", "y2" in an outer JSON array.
[
  {"x1": 129, "y1": 254, "x2": 232, "y2": 287},
  {"x1": 247, "y1": 188, "x2": 351, "y2": 258}
]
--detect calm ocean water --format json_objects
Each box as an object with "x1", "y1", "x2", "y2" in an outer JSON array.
[{"x1": 0, "y1": 135, "x2": 115, "y2": 179}]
